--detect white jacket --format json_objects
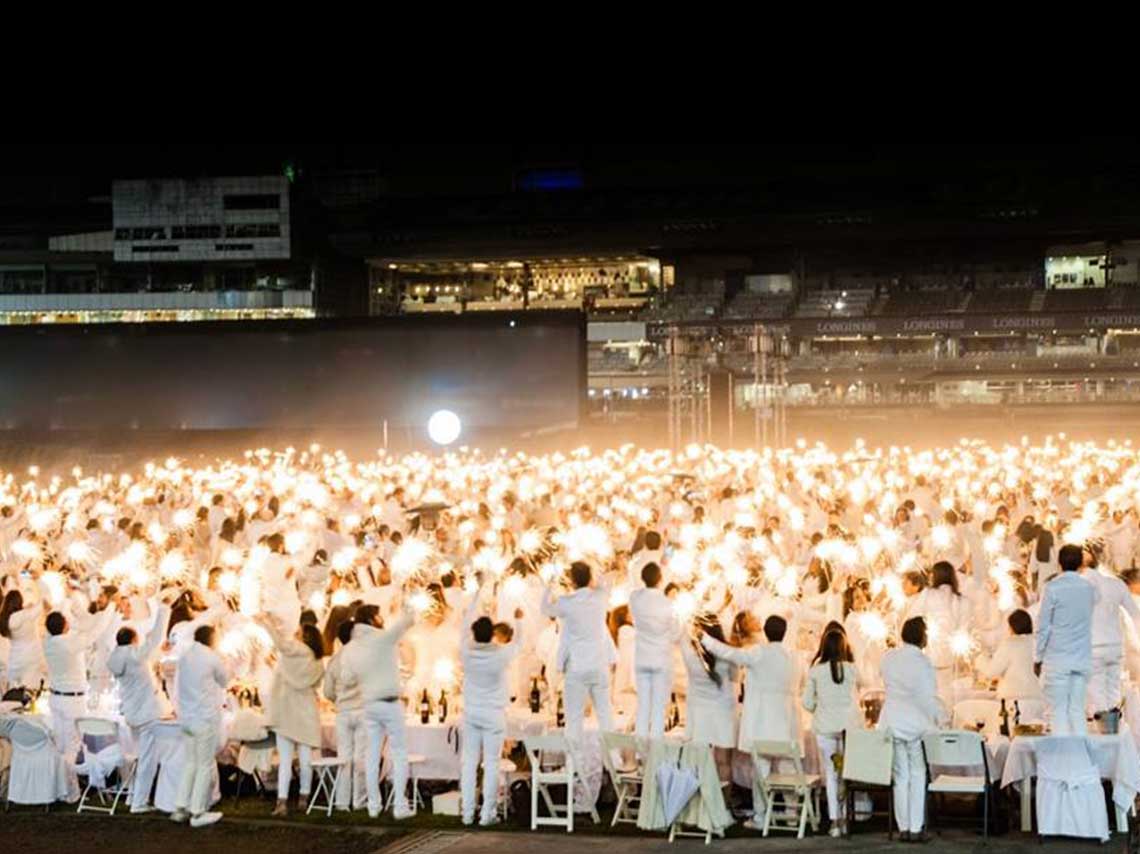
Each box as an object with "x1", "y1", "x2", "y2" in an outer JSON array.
[
  {"x1": 802, "y1": 662, "x2": 860, "y2": 735},
  {"x1": 322, "y1": 646, "x2": 362, "y2": 713},
  {"x1": 175, "y1": 641, "x2": 230, "y2": 725},
  {"x1": 1087, "y1": 569, "x2": 1140, "y2": 650},
  {"x1": 980, "y1": 635, "x2": 1042, "y2": 701},
  {"x1": 542, "y1": 585, "x2": 616, "y2": 675},
  {"x1": 107, "y1": 602, "x2": 170, "y2": 727},
  {"x1": 1036, "y1": 572, "x2": 1098, "y2": 673},
  {"x1": 341, "y1": 614, "x2": 414, "y2": 704},
  {"x1": 628, "y1": 587, "x2": 681, "y2": 672},
  {"x1": 878, "y1": 643, "x2": 941, "y2": 741},
  {"x1": 700, "y1": 635, "x2": 796, "y2": 750}
]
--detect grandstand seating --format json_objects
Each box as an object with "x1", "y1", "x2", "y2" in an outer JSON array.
[
  {"x1": 1041, "y1": 289, "x2": 1110, "y2": 312},
  {"x1": 723, "y1": 292, "x2": 793, "y2": 320},
  {"x1": 964, "y1": 289, "x2": 1034, "y2": 314},
  {"x1": 878, "y1": 289, "x2": 966, "y2": 316},
  {"x1": 795, "y1": 289, "x2": 875, "y2": 318}
]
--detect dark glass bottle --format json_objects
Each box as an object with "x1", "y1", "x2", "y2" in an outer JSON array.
[
  {"x1": 420, "y1": 689, "x2": 431, "y2": 724},
  {"x1": 529, "y1": 677, "x2": 542, "y2": 713},
  {"x1": 438, "y1": 689, "x2": 448, "y2": 723},
  {"x1": 999, "y1": 698, "x2": 1010, "y2": 737},
  {"x1": 556, "y1": 691, "x2": 565, "y2": 729}
]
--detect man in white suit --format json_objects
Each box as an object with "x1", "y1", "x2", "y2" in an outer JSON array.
[
  {"x1": 1035, "y1": 544, "x2": 1098, "y2": 733},
  {"x1": 541, "y1": 561, "x2": 614, "y2": 739},
  {"x1": 1082, "y1": 545, "x2": 1139, "y2": 713},
  {"x1": 628, "y1": 562, "x2": 681, "y2": 737}
]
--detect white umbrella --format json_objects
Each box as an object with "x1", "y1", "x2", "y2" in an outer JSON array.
[{"x1": 655, "y1": 759, "x2": 700, "y2": 826}]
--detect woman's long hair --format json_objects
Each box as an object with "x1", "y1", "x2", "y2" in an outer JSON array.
[
  {"x1": 607, "y1": 604, "x2": 631, "y2": 645},
  {"x1": 0, "y1": 590, "x2": 23, "y2": 638},
  {"x1": 323, "y1": 604, "x2": 352, "y2": 652},
  {"x1": 930, "y1": 561, "x2": 960, "y2": 596},
  {"x1": 1035, "y1": 527, "x2": 1054, "y2": 564},
  {"x1": 695, "y1": 612, "x2": 727, "y2": 689},
  {"x1": 812, "y1": 628, "x2": 854, "y2": 685},
  {"x1": 300, "y1": 623, "x2": 326, "y2": 659}
]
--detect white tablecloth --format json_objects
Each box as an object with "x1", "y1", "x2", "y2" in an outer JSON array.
[{"x1": 1000, "y1": 729, "x2": 1140, "y2": 832}]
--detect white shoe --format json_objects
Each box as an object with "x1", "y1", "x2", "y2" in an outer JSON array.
[
  {"x1": 743, "y1": 818, "x2": 764, "y2": 832},
  {"x1": 130, "y1": 805, "x2": 157, "y2": 814},
  {"x1": 393, "y1": 807, "x2": 415, "y2": 821},
  {"x1": 829, "y1": 827, "x2": 842, "y2": 838},
  {"x1": 169, "y1": 809, "x2": 189, "y2": 823},
  {"x1": 367, "y1": 808, "x2": 381, "y2": 819},
  {"x1": 479, "y1": 816, "x2": 500, "y2": 828},
  {"x1": 461, "y1": 815, "x2": 475, "y2": 826},
  {"x1": 190, "y1": 811, "x2": 223, "y2": 828}
]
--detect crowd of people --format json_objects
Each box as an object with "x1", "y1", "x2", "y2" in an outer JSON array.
[{"x1": 1, "y1": 437, "x2": 1139, "y2": 838}]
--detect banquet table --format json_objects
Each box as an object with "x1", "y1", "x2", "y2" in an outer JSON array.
[{"x1": 1000, "y1": 730, "x2": 1140, "y2": 832}]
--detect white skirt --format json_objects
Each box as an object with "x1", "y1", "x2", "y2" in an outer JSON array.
[{"x1": 685, "y1": 694, "x2": 737, "y2": 749}]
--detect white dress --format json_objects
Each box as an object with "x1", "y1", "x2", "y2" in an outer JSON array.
[
  {"x1": 6, "y1": 607, "x2": 45, "y2": 688},
  {"x1": 681, "y1": 642, "x2": 737, "y2": 748}
]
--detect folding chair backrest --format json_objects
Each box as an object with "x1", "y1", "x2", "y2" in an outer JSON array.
[
  {"x1": 922, "y1": 730, "x2": 984, "y2": 769},
  {"x1": 76, "y1": 717, "x2": 118, "y2": 739},
  {"x1": 842, "y1": 728, "x2": 893, "y2": 786},
  {"x1": 952, "y1": 699, "x2": 1002, "y2": 735},
  {"x1": 1034, "y1": 735, "x2": 1099, "y2": 784},
  {"x1": 750, "y1": 739, "x2": 806, "y2": 783},
  {"x1": 525, "y1": 734, "x2": 570, "y2": 772},
  {"x1": 600, "y1": 731, "x2": 641, "y2": 778},
  {"x1": 9, "y1": 717, "x2": 51, "y2": 750}
]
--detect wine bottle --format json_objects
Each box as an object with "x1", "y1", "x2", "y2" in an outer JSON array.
[
  {"x1": 529, "y1": 677, "x2": 542, "y2": 713},
  {"x1": 999, "y1": 698, "x2": 1009, "y2": 737},
  {"x1": 1013, "y1": 700, "x2": 1021, "y2": 728},
  {"x1": 438, "y1": 689, "x2": 448, "y2": 723},
  {"x1": 556, "y1": 691, "x2": 565, "y2": 729},
  {"x1": 420, "y1": 689, "x2": 431, "y2": 724}
]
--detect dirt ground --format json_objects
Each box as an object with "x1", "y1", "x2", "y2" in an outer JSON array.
[{"x1": 0, "y1": 811, "x2": 396, "y2": 854}]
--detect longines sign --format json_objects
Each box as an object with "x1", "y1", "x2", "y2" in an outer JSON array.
[{"x1": 647, "y1": 311, "x2": 1140, "y2": 340}]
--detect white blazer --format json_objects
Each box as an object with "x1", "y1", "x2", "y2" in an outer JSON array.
[
  {"x1": 981, "y1": 635, "x2": 1042, "y2": 701},
  {"x1": 1036, "y1": 572, "x2": 1098, "y2": 673},
  {"x1": 542, "y1": 585, "x2": 616, "y2": 675},
  {"x1": 878, "y1": 643, "x2": 941, "y2": 741},
  {"x1": 701, "y1": 634, "x2": 796, "y2": 750},
  {"x1": 628, "y1": 587, "x2": 681, "y2": 672}
]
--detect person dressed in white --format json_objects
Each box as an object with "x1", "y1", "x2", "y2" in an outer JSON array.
[
  {"x1": 323, "y1": 619, "x2": 366, "y2": 811},
  {"x1": 107, "y1": 597, "x2": 171, "y2": 813},
  {"x1": 171, "y1": 624, "x2": 229, "y2": 828},
  {"x1": 802, "y1": 627, "x2": 860, "y2": 837},
  {"x1": 911, "y1": 562, "x2": 972, "y2": 702},
  {"x1": 700, "y1": 613, "x2": 797, "y2": 749},
  {"x1": 979, "y1": 609, "x2": 1044, "y2": 714},
  {"x1": 257, "y1": 613, "x2": 326, "y2": 816},
  {"x1": 1035, "y1": 544, "x2": 1098, "y2": 734},
  {"x1": 681, "y1": 614, "x2": 737, "y2": 780},
  {"x1": 879, "y1": 616, "x2": 942, "y2": 841},
  {"x1": 42, "y1": 609, "x2": 102, "y2": 761},
  {"x1": 628, "y1": 562, "x2": 682, "y2": 737},
  {"x1": 1083, "y1": 548, "x2": 1140, "y2": 714},
  {"x1": 340, "y1": 602, "x2": 415, "y2": 819},
  {"x1": 541, "y1": 561, "x2": 615, "y2": 739},
  {"x1": 458, "y1": 585, "x2": 521, "y2": 826},
  {"x1": 1, "y1": 589, "x2": 46, "y2": 689}
]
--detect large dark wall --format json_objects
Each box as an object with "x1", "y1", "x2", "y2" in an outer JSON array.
[{"x1": 0, "y1": 313, "x2": 584, "y2": 432}]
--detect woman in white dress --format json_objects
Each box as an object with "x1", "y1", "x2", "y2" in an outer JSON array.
[
  {"x1": 802, "y1": 628, "x2": 860, "y2": 837},
  {"x1": 682, "y1": 613, "x2": 737, "y2": 780},
  {"x1": 913, "y1": 561, "x2": 972, "y2": 701},
  {"x1": 0, "y1": 589, "x2": 46, "y2": 689},
  {"x1": 980, "y1": 608, "x2": 1044, "y2": 717}
]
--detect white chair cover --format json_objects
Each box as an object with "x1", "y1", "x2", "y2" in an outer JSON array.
[
  {"x1": 2, "y1": 716, "x2": 79, "y2": 805},
  {"x1": 1035, "y1": 735, "x2": 1109, "y2": 841}
]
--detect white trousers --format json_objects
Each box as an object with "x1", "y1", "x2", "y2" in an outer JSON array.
[
  {"x1": 48, "y1": 693, "x2": 86, "y2": 762},
  {"x1": 334, "y1": 708, "x2": 367, "y2": 809},
  {"x1": 891, "y1": 737, "x2": 926, "y2": 834},
  {"x1": 275, "y1": 733, "x2": 313, "y2": 798},
  {"x1": 816, "y1": 733, "x2": 845, "y2": 822},
  {"x1": 1042, "y1": 667, "x2": 1089, "y2": 734},
  {"x1": 175, "y1": 719, "x2": 218, "y2": 816},
  {"x1": 563, "y1": 669, "x2": 613, "y2": 739},
  {"x1": 1089, "y1": 646, "x2": 1123, "y2": 713},
  {"x1": 634, "y1": 668, "x2": 670, "y2": 738},
  {"x1": 364, "y1": 699, "x2": 407, "y2": 815},
  {"x1": 129, "y1": 721, "x2": 161, "y2": 811},
  {"x1": 461, "y1": 713, "x2": 505, "y2": 823}
]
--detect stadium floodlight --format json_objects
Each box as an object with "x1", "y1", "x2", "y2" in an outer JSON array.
[{"x1": 427, "y1": 409, "x2": 462, "y2": 446}]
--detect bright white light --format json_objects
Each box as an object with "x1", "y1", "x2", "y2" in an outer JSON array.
[{"x1": 427, "y1": 409, "x2": 462, "y2": 446}]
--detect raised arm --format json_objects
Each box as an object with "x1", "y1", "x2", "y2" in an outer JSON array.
[{"x1": 700, "y1": 632, "x2": 759, "y2": 666}]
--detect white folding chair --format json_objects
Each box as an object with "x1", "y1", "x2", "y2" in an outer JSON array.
[
  {"x1": 921, "y1": 729, "x2": 992, "y2": 839},
  {"x1": 841, "y1": 728, "x2": 894, "y2": 838},
  {"x1": 951, "y1": 699, "x2": 1003, "y2": 736},
  {"x1": 749, "y1": 739, "x2": 821, "y2": 838},
  {"x1": 76, "y1": 717, "x2": 133, "y2": 815},
  {"x1": 4, "y1": 716, "x2": 75, "y2": 809},
  {"x1": 382, "y1": 753, "x2": 426, "y2": 814},
  {"x1": 600, "y1": 731, "x2": 645, "y2": 827},
  {"x1": 306, "y1": 755, "x2": 348, "y2": 817},
  {"x1": 1034, "y1": 735, "x2": 1109, "y2": 841},
  {"x1": 524, "y1": 734, "x2": 576, "y2": 832}
]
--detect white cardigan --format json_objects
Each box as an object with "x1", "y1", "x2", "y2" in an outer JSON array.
[{"x1": 802, "y1": 661, "x2": 860, "y2": 735}]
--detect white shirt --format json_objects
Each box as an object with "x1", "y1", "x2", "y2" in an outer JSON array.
[
  {"x1": 1036, "y1": 571, "x2": 1099, "y2": 673},
  {"x1": 1087, "y1": 568, "x2": 1140, "y2": 649},
  {"x1": 341, "y1": 615, "x2": 414, "y2": 703},
  {"x1": 879, "y1": 643, "x2": 941, "y2": 741},
  {"x1": 175, "y1": 641, "x2": 229, "y2": 725},
  {"x1": 802, "y1": 661, "x2": 860, "y2": 735},
  {"x1": 628, "y1": 587, "x2": 680, "y2": 672},
  {"x1": 43, "y1": 630, "x2": 91, "y2": 694},
  {"x1": 980, "y1": 635, "x2": 1042, "y2": 701},
  {"x1": 107, "y1": 603, "x2": 170, "y2": 726},
  {"x1": 541, "y1": 585, "x2": 616, "y2": 675}
]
